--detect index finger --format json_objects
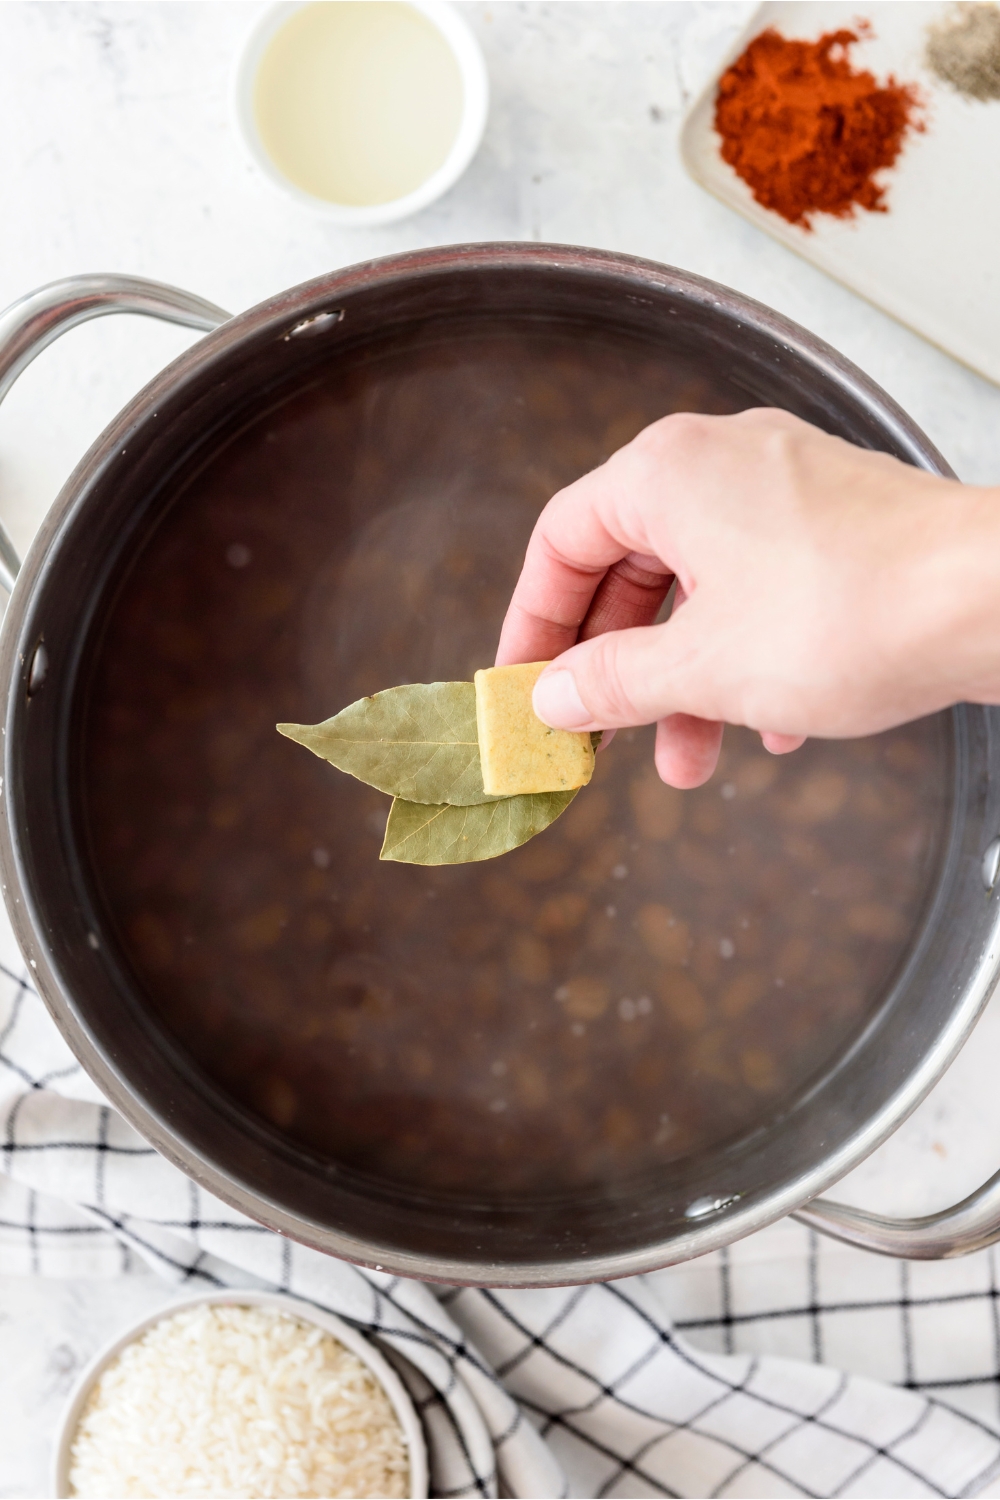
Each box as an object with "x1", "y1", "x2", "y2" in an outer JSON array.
[{"x1": 495, "y1": 457, "x2": 670, "y2": 666}]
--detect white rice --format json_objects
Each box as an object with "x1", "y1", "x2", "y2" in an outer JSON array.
[{"x1": 68, "y1": 1303, "x2": 410, "y2": 1499}]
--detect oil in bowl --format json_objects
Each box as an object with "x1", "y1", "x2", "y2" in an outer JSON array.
[{"x1": 236, "y1": 1, "x2": 488, "y2": 223}]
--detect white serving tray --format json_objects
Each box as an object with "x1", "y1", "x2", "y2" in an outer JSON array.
[{"x1": 680, "y1": 2, "x2": 1000, "y2": 386}]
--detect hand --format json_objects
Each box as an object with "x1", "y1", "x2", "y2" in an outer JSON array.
[{"x1": 497, "y1": 407, "x2": 993, "y2": 788}]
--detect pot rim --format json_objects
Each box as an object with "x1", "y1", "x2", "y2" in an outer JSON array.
[{"x1": 2, "y1": 242, "x2": 994, "y2": 1287}]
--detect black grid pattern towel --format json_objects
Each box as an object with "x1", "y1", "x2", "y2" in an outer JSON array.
[{"x1": 3, "y1": 917, "x2": 1000, "y2": 1498}]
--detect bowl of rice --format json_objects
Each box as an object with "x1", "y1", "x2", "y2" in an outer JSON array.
[{"x1": 51, "y1": 1289, "x2": 428, "y2": 1499}]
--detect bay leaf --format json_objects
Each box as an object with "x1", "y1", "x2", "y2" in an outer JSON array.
[
  {"x1": 380, "y1": 789, "x2": 578, "y2": 865},
  {"x1": 277, "y1": 681, "x2": 501, "y2": 806}
]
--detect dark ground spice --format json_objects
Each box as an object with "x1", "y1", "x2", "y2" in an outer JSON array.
[
  {"x1": 926, "y1": 2, "x2": 1000, "y2": 101},
  {"x1": 714, "y1": 27, "x2": 922, "y2": 230}
]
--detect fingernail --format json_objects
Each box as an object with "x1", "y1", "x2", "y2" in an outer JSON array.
[{"x1": 533, "y1": 670, "x2": 591, "y2": 729}]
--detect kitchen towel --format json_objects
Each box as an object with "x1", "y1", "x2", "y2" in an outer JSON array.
[{"x1": 3, "y1": 927, "x2": 1000, "y2": 1497}]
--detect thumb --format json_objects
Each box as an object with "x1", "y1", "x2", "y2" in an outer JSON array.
[{"x1": 532, "y1": 613, "x2": 703, "y2": 731}]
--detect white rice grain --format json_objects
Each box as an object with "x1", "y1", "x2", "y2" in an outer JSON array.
[{"x1": 68, "y1": 1303, "x2": 410, "y2": 1499}]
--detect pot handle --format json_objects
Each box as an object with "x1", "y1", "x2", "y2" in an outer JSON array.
[
  {"x1": 0, "y1": 274, "x2": 231, "y2": 592},
  {"x1": 793, "y1": 1171, "x2": 1000, "y2": 1258}
]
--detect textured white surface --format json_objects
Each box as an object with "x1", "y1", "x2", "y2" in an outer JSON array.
[{"x1": 2, "y1": 2, "x2": 1000, "y2": 1495}]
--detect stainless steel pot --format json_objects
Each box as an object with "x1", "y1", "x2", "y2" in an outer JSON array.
[{"x1": 3, "y1": 245, "x2": 1000, "y2": 1286}]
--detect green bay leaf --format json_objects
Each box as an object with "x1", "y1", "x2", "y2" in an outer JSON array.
[
  {"x1": 277, "y1": 681, "x2": 501, "y2": 806},
  {"x1": 380, "y1": 789, "x2": 578, "y2": 865}
]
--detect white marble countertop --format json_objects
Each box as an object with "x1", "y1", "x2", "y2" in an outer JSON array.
[{"x1": 2, "y1": 3, "x2": 1000, "y2": 1494}]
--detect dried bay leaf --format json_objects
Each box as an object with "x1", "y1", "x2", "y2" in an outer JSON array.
[
  {"x1": 278, "y1": 681, "x2": 603, "y2": 866},
  {"x1": 380, "y1": 789, "x2": 578, "y2": 865},
  {"x1": 277, "y1": 681, "x2": 501, "y2": 806}
]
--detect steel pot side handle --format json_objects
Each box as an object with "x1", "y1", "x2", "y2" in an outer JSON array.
[
  {"x1": 0, "y1": 274, "x2": 232, "y2": 594},
  {"x1": 793, "y1": 1168, "x2": 1000, "y2": 1259}
]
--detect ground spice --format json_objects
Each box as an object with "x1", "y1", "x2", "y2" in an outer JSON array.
[
  {"x1": 926, "y1": 3, "x2": 1000, "y2": 102},
  {"x1": 714, "y1": 27, "x2": 922, "y2": 230}
]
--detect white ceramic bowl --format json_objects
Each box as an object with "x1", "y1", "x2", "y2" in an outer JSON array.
[
  {"x1": 51, "y1": 1288, "x2": 429, "y2": 1499},
  {"x1": 233, "y1": 0, "x2": 489, "y2": 225}
]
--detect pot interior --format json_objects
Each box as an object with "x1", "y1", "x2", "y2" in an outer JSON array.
[{"x1": 78, "y1": 314, "x2": 947, "y2": 1214}]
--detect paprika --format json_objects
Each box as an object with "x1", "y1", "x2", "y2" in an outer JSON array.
[{"x1": 714, "y1": 27, "x2": 922, "y2": 230}]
